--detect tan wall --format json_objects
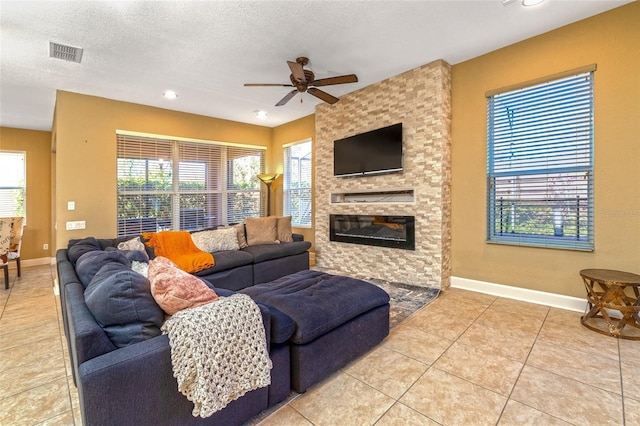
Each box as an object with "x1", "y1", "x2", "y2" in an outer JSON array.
[
  {"x1": 0, "y1": 127, "x2": 52, "y2": 260},
  {"x1": 271, "y1": 114, "x2": 316, "y2": 249},
  {"x1": 53, "y1": 91, "x2": 273, "y2": 250},
  {"x1": 451, "y1": 2, "x2": 640, "y2": 298}
]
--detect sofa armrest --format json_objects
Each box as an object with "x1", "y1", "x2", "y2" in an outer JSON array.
[
  {"x1": 292, "y1": 233, "x2": 304, "y2": 242},
  {"x1": 77, "y1": 306, "x2": 271, "y2": 425}
]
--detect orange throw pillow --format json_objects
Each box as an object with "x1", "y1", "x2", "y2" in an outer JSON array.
[{"x1": 148, "y1": 257, "x2": 218, "y2": 315}]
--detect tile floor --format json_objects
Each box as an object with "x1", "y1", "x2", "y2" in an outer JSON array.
[{"x1": 1, "y1": 265, "x2": 638, "y2": 425}]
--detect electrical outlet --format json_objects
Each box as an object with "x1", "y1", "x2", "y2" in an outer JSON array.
[
  {"x1": 43, "y1": 243, "x2": 48, "y2": 250},
  {"x1": 66, "y1": 221, "x2": 86, "y2": 230}
]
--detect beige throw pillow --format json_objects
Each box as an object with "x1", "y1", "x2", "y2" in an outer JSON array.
[
  {"x1": 245, "y1": 216, "x2": 279, "y2": 246},
  {"x1": 233, "y1": 223, "x2": 248, "y2": 248},
  {"x1": 277, "y1": 216, "x2": 294, "y2": 243}
]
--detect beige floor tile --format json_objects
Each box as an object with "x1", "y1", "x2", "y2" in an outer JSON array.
[
  {"x1": 622, "y1": 360, "x2": 640, "y2": 399},
  {"x1": 290, "y1": 371, "x2": 395, "y2": 425},
  {"x1": 0, "y1": 310, "x2": 59, "y2": 334},
  {"x1": 400, "y1": 367, "x2": 507, "y2": 425},
  {"x1": 37, "y1": 410, "x2": 75, "y2": 426},
  {"x1": 527, "y1": 339, "x2": 622, "y2": 395},
  {"x1": 545, "y1": 306, "x2": 585, "y2": 325},
  {"x1": 344, "y1": 345, "x2": 428, "y2": 399},
  {"x1": 0, "y1": 352, "x2": 67, "y2": 399},
  {"x1": 434, "y1": 341, "x2": 523, "y2": 396},
  {"x1": 619, "y1": 338, "x2": 640, "y2": 364},
  {"x1": 376, "y1": 402, "x2": 440, "y2": 425},
  {"x1": 511, "y1": 365, "x2": 623, "y2": 425},
  {"x1": 403, "y1": 305, "x2": 478, "y2": 341},
  {"x1": 0, "y1": 319, "x2": 61, "y2": 350},
  {"x1": 383, "y1": 324, "x2": 453, "y2": 365},
  {"x1": 625, "y1": 396, "x2": 640, "y2": 425},
  {"x1": 438, "y1": 287, "x2": 497, "y2": 307},
  {"x1": 498, "y1": 399, "x2": 572, "y2": 425},
  {"x1": 457, "y1": 322, "x2": 537, "y2": 363},
  {"x1": 0, "y1": 377, "x2": 71, "y2": 425},
  {"x1": 537, "y1": 317, "x2": 620, "y2": 360},
  {"x1": 488, "y1": 297, "x2": 550, "y2": 320},
  {"x1": 474, "y1": 308, "x2": 545, "y2": 336},
  {"x1": 257, "y1": 405, "x2": 312, "y2": 426},
  {"x1": 0, "y1": 334, "x2": 64, "y2": 372}
]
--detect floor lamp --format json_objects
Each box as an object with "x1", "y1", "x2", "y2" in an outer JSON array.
[{"x1": 257, "y1": 173, "x2": 280, "y2": 217}]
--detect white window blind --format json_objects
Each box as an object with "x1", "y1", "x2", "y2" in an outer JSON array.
[
  {"x1": 116, "y1": 134, "x2": 265, "y2": 237},
  {"x1": 0, "y1": 151, "x2": 26, "y2": 221},
  {"x1": 283, "y1": 140, "x2": 312, "y2": 227},
  {"x1": 487, "y1": 71, "x2": 594, "y2": 250}
]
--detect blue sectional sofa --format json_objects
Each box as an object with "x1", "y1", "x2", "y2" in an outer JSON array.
[{"x1": 56, "y1": 233, "x2": 390, "y2": 425}]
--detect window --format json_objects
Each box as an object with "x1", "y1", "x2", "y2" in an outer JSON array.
[
  {"x1": 487, "y1": 70, "x2": 594, "y2": 250},
  {"x1": 0, "y1": 151, "x2": 26, "y2": 220},
  {"x1": 283, "y1": 140, "x2": 312, "y2": 227},
  {"x1": 116, "y1": 133, "x2": 265, "y2": 237}
]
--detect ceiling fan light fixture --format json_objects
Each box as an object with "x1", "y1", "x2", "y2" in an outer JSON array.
[
  {"x1": 522, "y1": 0, "x2": 545, "y2": 7},
  {"x1": 163, "y1": 90, "x2": 178, "y2": 100}
]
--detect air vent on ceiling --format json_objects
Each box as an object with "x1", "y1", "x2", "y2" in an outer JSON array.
[{"x1": 49, "y1": 42, "x2": 83, "y2": 63}]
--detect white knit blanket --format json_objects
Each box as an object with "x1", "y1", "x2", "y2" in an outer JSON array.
[{"x1": 161, "y1": 294, "x2": 272, "y2": 418}]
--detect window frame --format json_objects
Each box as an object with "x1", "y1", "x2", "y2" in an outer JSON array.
[
  {"x1": 486, "y1": 68, "x2": 595, "y2": 251},
  {"x1": 283, "y1": 140, "x2": 312, "y2": 228},
  {"x1": 116, "y1": 132, "x2": 265, "y2": 237},
  {"x1": 0, "y1": 151, "x2": 26, "y2": 222}
]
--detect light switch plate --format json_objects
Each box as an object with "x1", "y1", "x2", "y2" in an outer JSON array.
[{"x1": 68, "y1": 201, "x2": 75, "y2": 210}]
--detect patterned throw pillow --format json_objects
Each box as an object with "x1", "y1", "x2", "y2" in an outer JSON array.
[
  {"x1": 148, "y1": 256, "x2": 218, "y2": 315},
  {"x1": 117, "y1": 236, "x2": 149, "y2": 260},
  {"x1": 191, "y1": 228, "x2": 239, "y2": 253}
]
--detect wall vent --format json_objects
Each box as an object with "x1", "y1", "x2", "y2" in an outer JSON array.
[{"x1": 49, "y1": 42, "x2": 83, "y2": 63}]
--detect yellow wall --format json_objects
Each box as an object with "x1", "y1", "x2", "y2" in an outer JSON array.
[
  {"x1": 271, "y1": 114, "x2": 316, "y2": 249},
  {"x1": 0, "y1": 127, "x2": 52, "y2": 260},
  {"x1": 451, "y1": 2, "x2": 640, "y2": 298},
  {"x1": 53, "y1": 91, "x2": 273, "y2": 249}
]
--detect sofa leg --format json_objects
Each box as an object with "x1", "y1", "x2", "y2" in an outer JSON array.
[
  {"x1": 16, "y1": 258, "x2": 21, "y2": 277},
  {"x1": 3, "y1": 265, "x2": 8, "y2": 289}
]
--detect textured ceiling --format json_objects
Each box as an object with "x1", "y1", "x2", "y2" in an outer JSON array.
[{"x1": 0, "y1": 0, "x2": 631, "y2": 131}]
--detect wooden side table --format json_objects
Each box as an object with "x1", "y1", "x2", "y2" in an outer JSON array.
[{"x1": 580, "y1": 269, "x2": 640, "y2": 340}]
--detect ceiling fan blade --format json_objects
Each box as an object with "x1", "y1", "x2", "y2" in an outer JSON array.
[
  {"x1": 311, "y1": 74, "x2": 358, "y2": 87},
  {"x1": 276, "y1": 90, "x2": 298, "y2": 106},
  {"x1": 287, "y1": 61, "x2": 306, "y2": 83},
  {"x1": 308, "y1": 87, "x2": 339, "y2": 104},
  {"x1": 244, "y1": 83, "x2": 294, "y2": 87}
]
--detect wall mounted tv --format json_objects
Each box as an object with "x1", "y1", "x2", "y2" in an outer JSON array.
[{"x1": 333, "y1": 123, "x2": 403, "y2": 177}]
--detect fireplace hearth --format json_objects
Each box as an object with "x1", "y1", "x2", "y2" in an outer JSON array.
[{"x1": 330, "y1": 214, "x2": 415, "y2": 250}]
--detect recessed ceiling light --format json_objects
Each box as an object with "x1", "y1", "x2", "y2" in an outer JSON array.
[
  {"x1": 255, "y1": 110, "x2": 268, "y2": 120},
  {"x1": 163, "y1": 90, "x2": 178, "y2": 99},
  {"x1": 522, "y1": 0, "x2": 545, "y2": 6}
]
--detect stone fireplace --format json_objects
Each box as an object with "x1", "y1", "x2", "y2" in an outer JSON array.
[
  {"x1": 314, "y1": 60, "x2": 452, "y2": 289},
  {"x1": 330, "y1": 214, "x2": 415, "y2": 251}
]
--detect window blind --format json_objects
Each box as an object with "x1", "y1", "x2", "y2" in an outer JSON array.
[
  {"x1": 283, "y1": 141, "x2": 312, "y2": 227},
  {"x1": 116, "y1": 133, "x2": 265, "y2": 237},
  {"x1": 487, "y1": 71, "x2": 594, "y2": 250}
]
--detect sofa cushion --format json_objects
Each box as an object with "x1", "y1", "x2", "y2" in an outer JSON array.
[
  {"x1": 193, "y1": 249, "x2": 254, "y2": 276},
  {"x1": 242, "y1": 241, "x2": 311, "y2": 264},
  {"x1": 276, "y1": 216, "x2": 294, "y2": 243},
  {"x1": 67, "y1": 237, "x2": 102, "y2": 264},
  {"x1": 75, "y1": 250, "x2": 131, "y2": 287},
  {"x1": 241, "y1": 270, "x2": 390, "y2": 345},
  {"x1": 84, "y1": 262, "x2": 164, "y2": 348},
  {"x1": 191, "y1": 228, "x2": 239, "y2": 253},
  {"x1": 245, "y1": 216, "x2": 278, "y2": 245},
  {"x1": 148, "y1": 256, "x2": 218, "y2": 315}
]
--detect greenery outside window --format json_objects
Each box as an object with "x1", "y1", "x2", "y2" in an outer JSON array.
[
  {"x1": 283, "y1": 140, "x2": 312, "y2": 227},
  {"x1": 116, "y1": 133, "x2": 265, "y2": 237},
  {"x1": 0, "y1": 151, "x2": 26, "y2": 221},
  {"x1": 487, "y1": 68, "x2": 594, "y2": 250}
]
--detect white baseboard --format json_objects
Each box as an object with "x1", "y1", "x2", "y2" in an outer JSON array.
[
  {"x1": 19, "y1": 257, "x2": 55, "y2": 267},
  {"x1": 450, "y1": 276, "x2": 587, "y2": 313}
]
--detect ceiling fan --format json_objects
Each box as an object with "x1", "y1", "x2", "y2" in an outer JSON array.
[{"x1": 244, "y1": 57, "x2": 358, "y2": 106}]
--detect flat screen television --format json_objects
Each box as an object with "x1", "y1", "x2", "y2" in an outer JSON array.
[{"x1": 333, "y1": 123, "x2": 403, "y2": 177}]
